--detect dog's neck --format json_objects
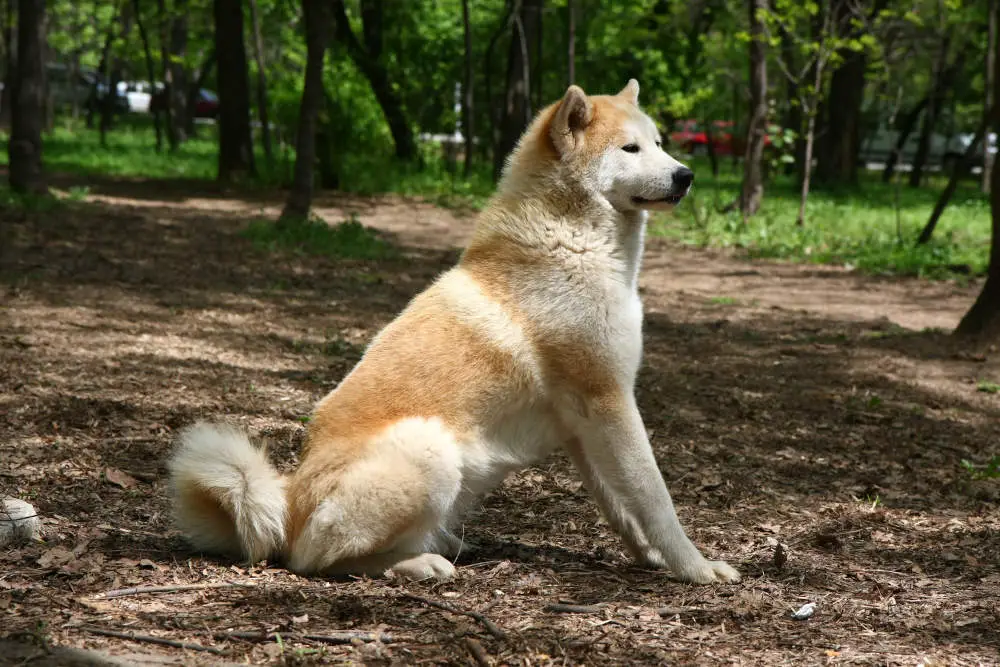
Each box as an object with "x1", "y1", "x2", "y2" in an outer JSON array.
[{"x1": 469, "y1": 177, "x2": 647, "y2": 290}]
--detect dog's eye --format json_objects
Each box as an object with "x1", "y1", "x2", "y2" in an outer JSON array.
[
  {"x1": 655, "y1": 140, "x2": 662, "y2": 148},
  {"x1": 622, "y1": 144, "x2": 640, "y2": 153}
]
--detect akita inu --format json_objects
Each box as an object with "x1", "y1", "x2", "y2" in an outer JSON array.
[{"x1": 168, "y1": 80, "x2": 740, "y2": 585}]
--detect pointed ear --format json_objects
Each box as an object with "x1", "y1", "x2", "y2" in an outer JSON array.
[
  {"x1": 618, "y1": 79, "x2": 640, "y2": 105},
  {"x1": 549, "y1": 85, "x2": 593, "y2": 155}
]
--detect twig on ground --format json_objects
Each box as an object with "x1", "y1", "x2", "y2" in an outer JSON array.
[
  {"x1": 464, "y1": 636, "x2": 491, "y2": 666},
  {"x1": 95, "y1": 581, "x2": 254, "y2": 599},
  {"x1": 545, "y1": 602, "x2": 608, "y2": 614},
  {"x1": 657, "y1": 606, "x2": 709, "y2": 618},
  {"x1": 81, "y1": 626, "x2": 224, "y2": 654},
  {"x1": 402, "y1": 592, "x2": 506, "y2": 639},
  {"x1": 217, "y1": 630, "x2": 392, "y2": 645}
]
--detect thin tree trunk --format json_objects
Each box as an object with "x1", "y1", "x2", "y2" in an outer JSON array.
[
  {"x1": 956, "y1": 24, "x2": 1000, "y2": 337},
  {"x1": 214, "y1": 0, "x2": 256, "y2": 182},
  {"x1": 494, "y1": 0, "x2": 542, "y2": 182},
  {"x1": 132, "y1": 0, "x2": 163, "y2": 152},
  {"x1": 330, "y1": 0, "x2": 417, "y2": 162},
  {"x1": 986, "y1": 0, "x2": 997, "y2": 194},
  {"x1": 8, "y1": 0, "x2": 45, "y2": 194},
  {"x1": 919, "y1": 112, "x2": 990, "y2": 245},
  {"x1": 247, "y1": 0, "x2": 273, "y2": 167},
  {"x1": 910, "y1": 31, "x2": 953, "y2": 188},
  {"x1": 156, "y1": 0, "x2": 176, "y2": 150},
  {"x1": 167, "y1": 0, "x2": 187, "y2": 147},
  {"x1": 484, "y1": 1, "x2": 514, "y2": 163},
  {"x1": 704, "y1": 118, "x2": 719, "y2": 177},
  {"x1": 1, "y1": 0, "x2": 16, "y2": 127},
  {"x1": 532, "y1": 0, "x2": 542, "y2": 110},
  {"x1": 185, "y1": 47, "x2": 214, "y2": 137},
  {"x1": 566, "y1": 0, "x2": 574, "y2": 85},
  {"x1": 797, "y1": 106, "x2": 818, "y2": 226},
  {"x1": 317, "y1": 88, "x2": 339, "y2": 189},
  {"x1": 882, "y1": 95, "x2": 929, "y2": 183},
  {"x1": 461, "y1": 0, "x2": 474, "y2": 177},
  {"x1": 739, "y1": 0, "x2": 768, "y2": 218},
  {"x1": 280, "y1": 0, "x2": 329, "y2": 223}
]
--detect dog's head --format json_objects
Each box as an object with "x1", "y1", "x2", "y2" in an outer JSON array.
[{"x1": 521, "y1": 80, "x2": 692, "y2": 213}]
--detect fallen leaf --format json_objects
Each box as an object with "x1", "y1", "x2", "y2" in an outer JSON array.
[
  {"x1": 104, "y1": 468, "x2": 138, "y2": 489},
  {"x1": 37, "y1": 546, "x2": 75, "y2": 568},
  {"x1": 291, "y1": 613, "x2": 309, "y2": 625}
]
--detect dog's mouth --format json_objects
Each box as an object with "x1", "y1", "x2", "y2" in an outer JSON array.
[{"x1": 632, "y1": 193, "x2": 685, "y2": 206}]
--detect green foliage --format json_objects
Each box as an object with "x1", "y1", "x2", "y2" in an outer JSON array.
[
  {"x1": 962, "y1": 456, "x2": 1000, "y2": 480},
  {"x1": 242, "y1": 214, "x2": 396, "y2": 261},
  {"x1": 977, "y1": 380, "x2": 1000, "y2": 394}
]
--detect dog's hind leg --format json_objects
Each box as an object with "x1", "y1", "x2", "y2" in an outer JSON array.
[{"x1": 286, "y1": 417, "x2": 464, "y2": 581}]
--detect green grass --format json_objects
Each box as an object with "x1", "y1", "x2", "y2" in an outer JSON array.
[
  {"x1": 242, "y1": 214, "x2": 396, "y2": 260},
  {"x1": 977, "y1": 380, "x2": 1000, "y2": 394},
  {"x1": 962, "y1": 455, "x2": 1000, "y2": 479},
  {"x1": 652, "y1": 158, "x2": 992, "y2": 279}
]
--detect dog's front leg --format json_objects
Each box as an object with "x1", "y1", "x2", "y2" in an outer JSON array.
[{"x1": 562, "y1": 392, "x2": 740, "y2": 584}]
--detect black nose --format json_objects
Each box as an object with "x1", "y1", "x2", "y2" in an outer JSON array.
[{"x1": 672, "y1": 167, "x2": 694, "y2": 189}]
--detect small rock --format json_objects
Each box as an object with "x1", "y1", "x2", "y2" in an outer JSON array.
[
  {"x1": 791, "y1": 602, "x2": 816, "y2": 621},
  {"x1": 0, "y1": 498, "x2": 42, "y2": 547}
]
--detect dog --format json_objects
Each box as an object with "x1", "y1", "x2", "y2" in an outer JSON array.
[{"x1": 168, "y1": 80, "x2": 740, "y2": 585}]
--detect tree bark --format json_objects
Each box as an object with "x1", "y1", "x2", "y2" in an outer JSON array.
[
  {"x1": 739, "y1": 0, "x2": 767, "y2": 218},
  {"x1": 494, "y1": 0, "x2": 542, "y2": 182},
  {"x1": 909, "y1": 31, "x2": 953, "y2": 188},
  {"x1": 166, "y1": 0, "x2": 187, "y2": 147},
  {"x1": 918, "y1": 112, "x2": 990, "y2": 245},
  {"x1": 247, "y1": 0, "x2": 273, "y2": 167},
  {"x1": 132, "y1": 0, "x2": 163, "y2": 152},
  {"x1": 155, "y1": 0, "x2": 175, "y2": 150},
  {"x1": 98, "y1": 1, "x2": 131, "y2": 145},
  {"x1": 214, "y1": 0, "x2": 256, "y2": 182},
  {"x1": 185, "y1": 47, "x2": 213, "y2": 137},
  {"x1": 484, "y1": 1, "x2": 514, "y2": 163},
  {"x1": 566, "y1": 0, "x2": 574, "y2": 85},
  {"x1": 956, "y1": 27, "x2": 1000, "y2": 338},
  {"x1": 317, "y1": 88, "x2": 339, "y2": 190},
  {"x1": 8, "y1": 0, "x2": 45, "y2": 194},
  {"x1": 0, "y1": 0, "x2": 15, "y2": 127},
  {"x1": 986, "y1": 0, "x2": 997, "y2": 194},
  {"x1": 330, "y1": 0, "x2": 417, "y2": 162},
  {"x1": 280, "y1": 0, "x2": 329, "y2": 223},
  {"x1": 461, "y1": 0, "x2": 474, "y2": 177},
  {"x1": 881, "y1": 95, "x2": 928, "y2": 183},
  {"x1": 816, "y1": 51, "x2": 865, "y2": 185}
]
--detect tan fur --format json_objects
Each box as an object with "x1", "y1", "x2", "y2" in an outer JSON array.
[{"x1": 168, "y1": 80, "x2": 740, "y2": 584}]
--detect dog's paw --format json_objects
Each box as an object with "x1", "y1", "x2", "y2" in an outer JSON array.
[
  {"x1": 675, "y1": 559, "x2": 741, "y2": 584},
  {"x1": 387, "y1": 553, "x2": 457, "y2": 582}
]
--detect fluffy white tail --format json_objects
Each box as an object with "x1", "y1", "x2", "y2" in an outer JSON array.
[{"x1": 167, "y1": 422, "x2": 286, "y2": 563}]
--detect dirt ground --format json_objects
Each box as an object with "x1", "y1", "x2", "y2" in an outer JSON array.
[{"x1": 1, "y1": 177, "x2": 999, "y2": 666}]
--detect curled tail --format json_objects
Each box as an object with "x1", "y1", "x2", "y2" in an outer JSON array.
[{"x1": 167, "y1": 422, "x2": 286, "y2": 564}]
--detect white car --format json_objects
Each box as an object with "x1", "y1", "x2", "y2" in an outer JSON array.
[{"x1": 120, "y1": 80, "x2": 164, "y2": 113}]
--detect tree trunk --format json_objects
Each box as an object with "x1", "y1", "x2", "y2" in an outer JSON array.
[
  {"x1": 214, "y1": 0, "x2": 256, "y2": 182},
  {"x1": 461, "y1": 0, "x2": 474, "y2": 177},
  {"x1": 156, "y1": 0, "x2": 178, "y2": 150},
  {"x1": 956, "y1": 26, "x2": 1000, "y2": 337},
  {"x1": 280, "y1": 0, "x2": 329, "y2": 223},
  {"x1": 985, "y1": 0, "x2": 997, "y2": 194},
  {"x1": 247, "y1": 0, "x2": 273, "y2": 167},
  {"x1": 317, "y1": 89, "x2": 339, "y2": 190},
  {"x1": 166, "y1": 0, "x2": 187, "y2": 147},
  {"x1": 1, "y1": 0, "x2": 15, "y2": 128},
  {"x1": 8, "y1": 0, "x2": 45, "y2": 194},
  {"x1": 739, "y1": 0, "x2": 767, "y2": 218},
  {"x1": 133, "y1": 0, "x2": 163, "y2": 152},
  {"x1": 918, "y1": 112, "x2": 989, "y2": 245},
  {"x1": 494, "y1": 0, "x2": 542, "y2": 182},
  {"x1": 330, "y1": 0, "x2": 417, "y2": 162},
  {"x1": 566, "y1": 0, "x2": 574, "y2": 85},
  {"x1": 185, "y1": 47, "x2": 214, "y2": 137},
  {"x1": 816, "y1": 50, "x2": 866, "y2": 186},
  {"x1": 909, "y1": 32, "x2": 953, "y2": 188},
  {"x1": 797, "y1": 106, "x2": 819, "y2": 226},
  {"x1": 881, "y1": 95, "x2": 928, "y2": 183},
  {"x1": 484, "y1": 1, "x2": 514, "y2": 163},
  {"x1": 99, "y1": 2, "x2": 131, "y2": 146},
  {"x1": 532, "y1": 0, "x2": 542, "y2": 110}
]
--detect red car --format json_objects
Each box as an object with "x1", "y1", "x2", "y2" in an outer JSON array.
[
  {"x1": 149, "y1": 88, "x2": 219, "y2": 119},
  {"x1": 669, "y1": 119, "x2": 774, "y2": 156}
]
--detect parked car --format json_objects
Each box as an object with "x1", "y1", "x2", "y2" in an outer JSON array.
[
  {"x1": 941, "y1": 131, "x2": 998, "y2": 171},
  {"x1": 120, "y1": 80, "x2": 164, "y2": 113},
  {"x1": 858, "y1": 126, "x2": 951, "y2": 167},
  {"x1": 149, "y1": 87, "x2": 220, "y2": 118},
  {"x1": 668, "y1": 119, "x2": 774, "y2": 157}
]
